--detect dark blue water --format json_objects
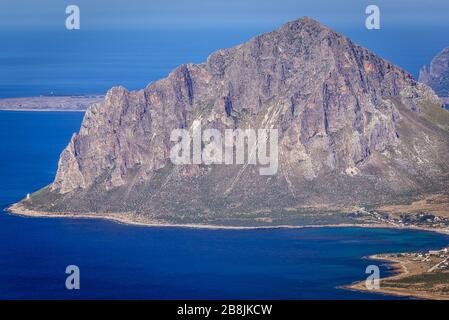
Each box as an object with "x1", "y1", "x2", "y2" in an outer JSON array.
[{"x1": 1, "y1": 111, "x2": 449, "y2": 299}]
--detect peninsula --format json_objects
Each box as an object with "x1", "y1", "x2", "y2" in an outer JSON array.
[{"x1": 0, "y1": 95, "x2": 104, "y2": 112}]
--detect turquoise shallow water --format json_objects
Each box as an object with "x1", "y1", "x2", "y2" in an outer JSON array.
[{"x1": 1, "y1": 111, "x2": 449, "y2": 299}]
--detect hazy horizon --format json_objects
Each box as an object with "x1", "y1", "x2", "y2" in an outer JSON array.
[{"x1": 2, "y1": 0, "x2": 449, "y2": 30}]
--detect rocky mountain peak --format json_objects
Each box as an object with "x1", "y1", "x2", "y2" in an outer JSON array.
[
  {"x1": 19, "y1": 17, "x2": 449, "y2": 226},
  {"x1": 419, "y1": 46, "x2": 449, "y2": 106}
]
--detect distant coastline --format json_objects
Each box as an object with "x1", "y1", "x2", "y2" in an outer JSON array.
[
  {"x1": 0, "y1": 109, "x2": 86, "y2": 113},
  {"x1": 0, "y1": 95, "x2": 104, "y2": 112}
]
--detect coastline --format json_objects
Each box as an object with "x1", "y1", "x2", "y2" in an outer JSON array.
[
  {"x1": 345, "y1": 254, "x2": 449, "y2": 300},
  {"x1": 6, "y1": 202, "x2": 390, "y2": 230},
  {"x1": 6, "y1": 202, "x2": 449, "y2": 234},
  {"x1": 0, "y1": 95, "x2": 103, "y2": 112}
]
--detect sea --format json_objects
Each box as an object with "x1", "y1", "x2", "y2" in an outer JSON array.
[
  {"x1": 1, "y1": 26, "x2": 449, "y2": 299},
  {"x1": 0, "y1": 26, "x2": 447, "y2": 98},
  {"x1": 1, "y1": 110, "x2": 449, "y2": 300}
]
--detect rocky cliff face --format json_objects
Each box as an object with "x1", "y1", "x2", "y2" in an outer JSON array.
[
  {"x1": 419, "y1": 46, "x2": 449, "y2": 107},
  {"x1": 19, "y1": 17, "x2": 449, "y2": 226}
]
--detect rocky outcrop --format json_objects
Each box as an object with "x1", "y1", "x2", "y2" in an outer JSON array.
[
  {"x1": 419, "y1": 46, "x2": 449, "y2": 107},
  {"x1": 17, "y1": 17, "x2": 449, "y2": 226}
]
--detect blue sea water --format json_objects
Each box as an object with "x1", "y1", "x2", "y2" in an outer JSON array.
[
  {"x1": 1, "y1": 111, "x2": 449, "y2": 299},
  {"x1": 0, "y1": 26, "x2": 447, "y2": 98},
  {"x1": 1, "y1": 17, "x2": 449, "y2": 299}
]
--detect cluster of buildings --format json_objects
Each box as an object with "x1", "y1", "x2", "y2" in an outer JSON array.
[
  {"x1": 394, "y1": 247, "x2": 449, "y2": 271},
  {"x1": 351, "y1": 208, "x2": 449, "y2": 230}
]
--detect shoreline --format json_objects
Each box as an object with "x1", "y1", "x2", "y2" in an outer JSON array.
[
  {"x1": 6, "y1": 202, "x2": 449, "y2": 234},
  {"x1": 5, "y1": 203, "x2": 389, "y2": 230},
  {"x1": 345, "y1": 254, "x2": 449, "y2": 300}
]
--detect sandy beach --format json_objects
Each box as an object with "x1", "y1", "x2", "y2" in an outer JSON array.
[{"x1": 7, "y1": 202, "x2": 449, "y2": 234}]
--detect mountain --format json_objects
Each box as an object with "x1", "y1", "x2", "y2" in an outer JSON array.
[
  {"x1": 419, "y1": 46, "x2": 449, "y2": 108},
  {"x1": 11, "y1": 17, "x2": 449, "y2": 227}
]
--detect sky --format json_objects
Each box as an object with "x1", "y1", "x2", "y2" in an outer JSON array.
[{"x1": 1, "y1": 0, "x2": 448, "y2": 30}]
